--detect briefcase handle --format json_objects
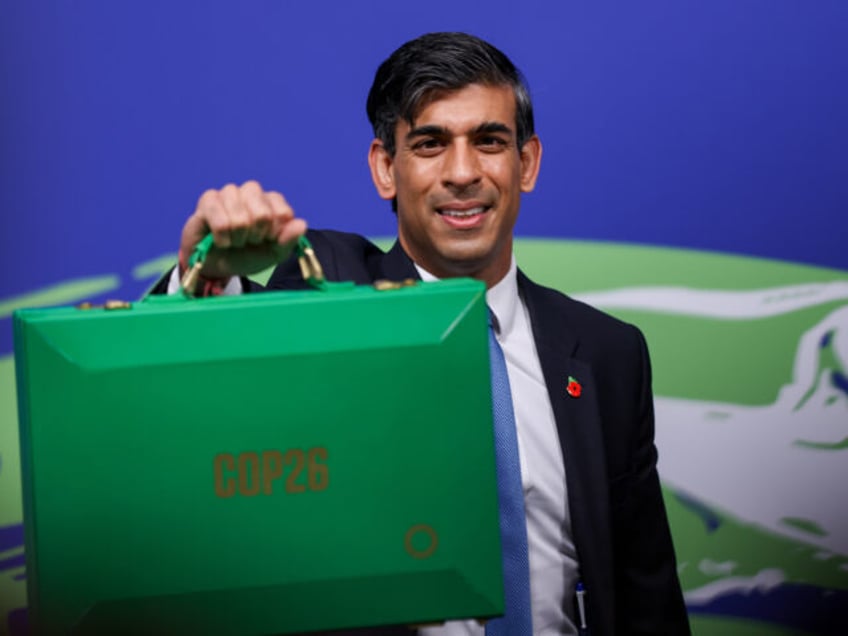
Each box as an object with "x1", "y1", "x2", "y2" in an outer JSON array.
[{"x1": 180, "y1": 235, "x2": 327, "y2": 296}]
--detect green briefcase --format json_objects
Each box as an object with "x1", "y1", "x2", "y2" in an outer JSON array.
[{"x1": 13, "y1": 277, "x2": 503, "y2": 635}]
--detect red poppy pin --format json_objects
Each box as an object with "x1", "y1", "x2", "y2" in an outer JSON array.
[{"x1": 566, "y1": 376, "x2": 582, "y2": 398}]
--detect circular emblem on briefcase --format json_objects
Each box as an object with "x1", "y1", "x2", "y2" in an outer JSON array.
[{"x1": 404, "y1": 524, "x2": 438, "y2": 559}]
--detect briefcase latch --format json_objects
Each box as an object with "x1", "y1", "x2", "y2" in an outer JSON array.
[
  {"x1": 76, "y1": 300, "x2": 132, "y2": 311},
  {"x1": 373, "y1": 278, "x2": 417, "y2": 291},
  {"x1": 297, "y1": 239, "x2": 326, "y2": 288}
]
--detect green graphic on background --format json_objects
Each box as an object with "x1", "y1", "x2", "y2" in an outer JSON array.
[{"x1": 2, "y1": 239, "x2": 846, "y2": 636}]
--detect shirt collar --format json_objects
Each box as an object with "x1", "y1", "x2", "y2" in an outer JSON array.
[{"x1": 413, "y1": 256, "x2": 519, "y2": 337}]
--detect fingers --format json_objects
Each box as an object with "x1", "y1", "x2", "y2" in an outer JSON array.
[
  {"x1": 265, "y1": 191, "x2": 301, "y2": 244},
  {"x1": 178, "y1": 181, "x2": 305, "y2": 278},
  {"x1": 276, "y1": 216, "x2": 308, "y2": 249},
  {"x1": 241, "y1": 182, "x2": 273, "y2": 246},
  {"x1": 199, "y1": 180, "x2": 289, "y2": 248}
]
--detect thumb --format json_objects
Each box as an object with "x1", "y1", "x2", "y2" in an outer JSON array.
[{"x1": 178, "y1": 214, "x2": 210, "y2": 273}]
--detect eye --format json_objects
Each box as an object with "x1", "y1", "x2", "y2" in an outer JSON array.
[
  {"x1": 477, "y1": 136, "x2": 508, "y2": 152},
  {"x1": 412, "y1": 138, "x2": 444, "y2": 156}
]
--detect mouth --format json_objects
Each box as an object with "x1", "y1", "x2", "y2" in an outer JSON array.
[
  {"x1": 438, "y1": 205, "x2": 489, "y2": 218},
  {"x1": 436, "y1": 204, "x2": 490, "y2": 230}
]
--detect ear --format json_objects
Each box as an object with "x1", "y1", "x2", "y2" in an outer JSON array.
[
  {"x1": 519, "y1": 135, "x2": 543, "y2": 193},
  {"x1": 368, "y1": 139, "x2": 397, "y2": 200}
]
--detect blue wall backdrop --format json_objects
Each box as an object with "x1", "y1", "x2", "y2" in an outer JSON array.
[
  {"x1": 2, "y1": 1, "x2": 846, "y2": 304},
  {"x1": 2, "y1": 2, "x2": 847, "y2": 635}
]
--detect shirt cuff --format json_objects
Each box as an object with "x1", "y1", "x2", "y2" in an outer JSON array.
[{"x1": 165, "y1": 266, "x2": 243, "y2": 296}]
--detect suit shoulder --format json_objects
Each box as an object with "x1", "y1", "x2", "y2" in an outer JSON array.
[
  {"x1": 267, "y1": 229, "x2": 387, "y2": 288},
  {"x1": 305, "y1": 228, "x2": 379, "y2": 250}
]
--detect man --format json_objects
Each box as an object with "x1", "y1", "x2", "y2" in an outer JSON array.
[{"x1": 160, "y1": 32, "x2": 689, "y2": 635}]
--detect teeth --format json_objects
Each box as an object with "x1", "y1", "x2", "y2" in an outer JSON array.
[{"x1": 441, "y1": 206, "x2": 485, "y2": 217}]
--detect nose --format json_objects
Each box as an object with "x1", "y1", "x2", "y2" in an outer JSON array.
[{"x1": 441, "y1": 140, "x2": 481, "y2": 190}]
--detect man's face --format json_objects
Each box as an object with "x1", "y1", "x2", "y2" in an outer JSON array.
[{"x1": 368, "y1": 84, "x2": 542, "y2": 288}]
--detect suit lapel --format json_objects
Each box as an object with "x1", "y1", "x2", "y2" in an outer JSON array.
[
  {"x1": 518, "y1": 271, "x2": 614, "y2": 631},
  {"x1": 377, "y1": 241, "x2": 420, "y2": 281}
]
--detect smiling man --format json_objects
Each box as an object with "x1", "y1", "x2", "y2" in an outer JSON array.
[
  {"x1": 160, "y1": 32, "x2": 689, "y2": 635},
  {"x1": 368, "y1": 82, "x2": 540, "y2": 288}
]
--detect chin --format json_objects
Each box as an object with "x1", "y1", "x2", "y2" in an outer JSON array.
[{"x1": 435, "y1": 249, "x2": 492, "y2": 278}]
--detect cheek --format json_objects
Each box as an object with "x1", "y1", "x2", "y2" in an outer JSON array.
[
  {"x1": 397, "y1": 169, "x2": 437, "y2": 205},
  {"x1": 484, "y1": 158, "x2": 520, "y2": 188}
]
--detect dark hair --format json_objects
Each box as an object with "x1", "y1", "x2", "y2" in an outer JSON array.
[{"x1": 366, "y1": 32, "x2": 535, "y2": 156}]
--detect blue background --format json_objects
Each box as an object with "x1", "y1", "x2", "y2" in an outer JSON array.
[
  {"x1": 2, "y1": 3, "x2": 848, "y2": 633},
  {"x1": 2, "y1": 1, "x2": 846, "y2": 315}
]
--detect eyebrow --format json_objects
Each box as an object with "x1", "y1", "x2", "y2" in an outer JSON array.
[
  {"x1": 474, "y1": 122, "x2": 513, "y2": 137},
  {"x1": 406, "y1": 121, "x2": 514, "y2": 142}
]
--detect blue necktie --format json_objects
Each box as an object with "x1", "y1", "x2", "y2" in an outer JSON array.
[{"x1": 486, "y1": 320, "x2": 533, "y2": 636}]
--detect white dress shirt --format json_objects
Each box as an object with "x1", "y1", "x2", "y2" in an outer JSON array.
[{"x1": 417, "y1": 258, "x2": 579, "y2": 636}]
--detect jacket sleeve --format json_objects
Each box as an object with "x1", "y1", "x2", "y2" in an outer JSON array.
[{"x1": 610, "y1": 327, "x2": 691, "y2": 634}]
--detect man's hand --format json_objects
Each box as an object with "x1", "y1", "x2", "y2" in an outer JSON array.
[{"x1": 179, "y1": 180, "x2": 308, "y2": 280}]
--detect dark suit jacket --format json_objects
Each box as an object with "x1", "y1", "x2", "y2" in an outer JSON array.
[
  {"x1": 262, "y1": 230, "x2": 691, "y2": 636},
  {"x1": 154, "y1": 229, "x2": 690, "y2": 634}
]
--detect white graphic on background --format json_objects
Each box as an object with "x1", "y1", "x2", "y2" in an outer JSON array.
[
  {"x1": 660, "y1": 304, "x2": 847, "y2": 556},
  {"x1": 579, "y1": 284, "x2": 848, "y2": 610},
  {"x1": 578, "y1": 281, "x2": 848, "y2": 319}
]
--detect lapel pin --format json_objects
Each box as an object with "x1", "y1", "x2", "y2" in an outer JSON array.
[{"x1": 566, "y1": 376, "x2": 582, "y2": 398}]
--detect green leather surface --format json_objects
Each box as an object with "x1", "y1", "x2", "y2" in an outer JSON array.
[{"x1": 14, "y1": 279, "x2": 502, "y2": 635}]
